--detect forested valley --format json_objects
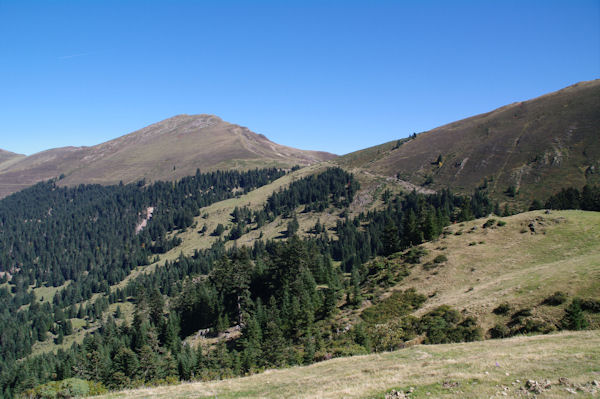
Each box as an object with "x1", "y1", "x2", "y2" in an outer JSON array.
[{"x1": 1, "y1": 167, "x2": 598, "y2": 398}]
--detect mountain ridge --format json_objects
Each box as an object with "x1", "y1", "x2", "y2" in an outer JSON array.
[{"x1": 336, "y1": 79, "x2": 600, "y2": 204}]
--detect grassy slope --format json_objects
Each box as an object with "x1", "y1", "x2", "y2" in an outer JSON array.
[
  {"x1": 335, "y1": 80, "x2": 600, "y2": 206},
  {"x1": 396, "y1": 210, "x2": 600, "y2": 331},
  {"x1": 98, "y1": 330, "x2": 600, "y2": 399}
]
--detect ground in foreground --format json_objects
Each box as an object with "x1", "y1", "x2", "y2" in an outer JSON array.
[{"x1": 98, "y1": 330, "x2": 600, "y2": 399}]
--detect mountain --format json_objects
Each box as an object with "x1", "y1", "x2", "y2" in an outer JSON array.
[
  {"x1": 0, "y1": 114, "x2": 336, "y2": 198},
  {"x1": 0, "y1": 149, "x2": 24, "y2": 164},
  {"x1": 337, "y1": 80, "x2": 600, "y2": 204},
  {"x1": 0, "y1": 149, "x2": 25, "y2": 169}
]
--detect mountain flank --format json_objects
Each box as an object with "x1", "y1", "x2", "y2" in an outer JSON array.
[
  {"x1": 337, "y1": 79, "x2": 600, "y2": 204},
  {"x1": 0, "y1": 114, "x2": 336, "y2": 198}
]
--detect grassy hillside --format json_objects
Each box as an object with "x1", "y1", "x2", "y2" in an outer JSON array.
[
  {"x1": 97, "y1": 330, "x2": 600, "y2": 399},
  {"x1": 0, "y1": 115, "x2": 336, "y2": 198},
  {"x1": 336, "y1": 80, "x2": 600, "y2": 206},
  {"x1": 382, "y1": 210, "x2": 600, "y2": 331}
]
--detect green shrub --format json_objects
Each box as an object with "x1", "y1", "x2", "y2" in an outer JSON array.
[
  {"x1": 516, "y1": 318, "x2": 556, "y2": 335},
  {"x1": 403, "y1": 247, "x2": 428, "y2": 264},
  {"x1": 482, "y1": 219, "x2": 496, "y2": 228},
  {"x1": 561, "y1": 298, "x2": 588, "y2": 330},
  {"x1": 433, "y1": 254, "x2": 447, "y2": 264},
  {"x1": 361, "y1": 289, "x2": 426, "y2": 324},
  {"x1": 496, "y1": 220, "x2": 507, "y2": 227},
  {"x1": 368, "y1": 316, "x2": 419, "y2": 352},
  {"x1": 581, "y1": 299, "x2": 600, "y2": 313},
  {"x1": 489, "y1": 323, "x2": 510, "y2": 339},
  {"x1": 419, "y1": 306, "x2": 483, "y2": 344},
  {"x1": 543, "y1": 291, "x2": 568, "y2": 306},
  {"x1": 25, "y1": 378, "x2": 94, "y2": 399},
  {"x1": 493, "y1": 303, "x2": 511, "y2": 315}
]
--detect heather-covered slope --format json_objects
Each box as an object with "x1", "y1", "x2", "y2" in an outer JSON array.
[{"x1": 337, "y1": 80, "x2": 600, "y2": 205}]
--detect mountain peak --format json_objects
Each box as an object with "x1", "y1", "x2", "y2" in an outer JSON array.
[{"x1": 0, "y1": 116, "x2": 336, "y2": 198}]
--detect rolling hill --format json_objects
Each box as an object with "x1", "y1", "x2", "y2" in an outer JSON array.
[
  {"x1": 0, "y1": 114, "x2": 336, "y2": 198},
  {"x1": 336, "y1": 79, "x2": 600, "y2": 205}
]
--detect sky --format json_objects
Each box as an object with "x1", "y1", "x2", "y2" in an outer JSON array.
[{"x1": 0, "y1": 1, "x2": 598, "y2": 156}]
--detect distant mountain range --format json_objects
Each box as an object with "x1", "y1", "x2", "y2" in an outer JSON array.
[
  {"x1": 1, "y1": 80, "x2": 598, "y2": 201},
  {"x1": 0, "y1": 115, "x2": 336, "y2": 198}
]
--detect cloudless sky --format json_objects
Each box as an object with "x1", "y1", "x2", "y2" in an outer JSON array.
[{"x1": 1, "y1": 0, "x2": 598, "y2": 156}]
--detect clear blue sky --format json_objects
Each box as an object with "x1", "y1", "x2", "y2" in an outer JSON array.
[{"x1": 1, "y1": 0, "x2": 598, "y2": 156}]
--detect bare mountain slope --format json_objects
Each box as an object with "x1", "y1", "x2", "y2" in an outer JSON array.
[
  {"x1": 337, "y1": 80, "x2": 600, "y2": 204},
  {"x1": 0, "y1": 115, "x2": 336, "y2": 198}
]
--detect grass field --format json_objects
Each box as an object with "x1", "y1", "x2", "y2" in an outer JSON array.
[
  {"x1": 392, "y1": 210, "x2": 600, "y2": 331},
  {"x1": 97, "y1": 330, "x2": 600, "y2": 399}
]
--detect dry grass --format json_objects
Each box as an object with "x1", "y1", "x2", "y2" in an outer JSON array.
[
  {"x1": 386, "y1": 210, "x2": 600, "y2": 330},
  {"x1": 336, "y1": 80, "x2": 600, "y2": 205},
  {"x1": 97, "y1": 330, "x2": 600, "y2": 399}
]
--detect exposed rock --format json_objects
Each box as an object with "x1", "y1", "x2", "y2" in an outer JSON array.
[
  {"x1": 385, "y1": 389, "x2": 408, "y2": 398},
  {"x1": 442, "y1": 381, "x2": 459, "y2": 389},
  {"x1": 525, "y1": 379, "x2": 551, "y2": 394}
]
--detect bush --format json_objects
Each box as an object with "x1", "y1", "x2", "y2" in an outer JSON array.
[
  {"x1": 493, "y1": 303, "x2": 511, "y2": 315},
  {"x1": 361, "y1": 289, "x2": 426, "y2": 324},
  {"x1": 561, "y1": 298, "x2": 588, "y2": 330},
  {"x1": 24, "y1": 378, "x2": 97, "y2": 399},
  {"x1": 403, "y1": 247, "x2": 428, "y2": 264},
  {"x1": 496, "y1": 220, "x2": 507, "y2": 227},
  {"x1": 433, "y1": 254, "x2": 447, "y2": 264},
  {"x1": 368, "y1": 316, "x2": 419, "y2": 352},
  {"x1": 581, "y1": 299, "x2": 600, "y2": 313},
  {"x1": 516, "y1": 318, "x2": 556, "y2": 335},
  {"x1": 543, "y1": 291, "x2": 568, "y2": 306},
  {"x1": 419, "y1": 306, "x2": 483, "y2": 344},
  {"x1": 489, "y1": 323, "x2": 510, "y2": 339},
  {"x1": 482, "y1": 219, "x2": 496, "y2": 228}
]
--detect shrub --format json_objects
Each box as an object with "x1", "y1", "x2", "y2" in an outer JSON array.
[
  {"x1": 516, "y1": 318, "x2": 556, "y2": 335},
  {"x1": 489, "y1": 323, "x2": 510, "y2": 339},
  {"x1": 497, "y1": 220, "x2": 507, "y2": 227},
  {"x1": 493, "y1": 303, "x2": 511, "y2": 315},
  {"x1": 361, "y1": 289, "x2": 426, "y2": 324},
  {"x1": 25, "y1": 378, "x2": 94, "y2": 399},
  {"x1": 482, "y1": 219, "x2": 496, "y2": 228},
  {"x1": 561, "y1": 298, "x2": 588, "y2": 330},
  {"x1": 581, "y1": 299, "x2": 600, "y2": 313},
  {"x1": 509, "y1": 308, "x2": 532, "y2": 325},
  {"x1": 419, "y1": 306, "x2": 483, "y2": 344},
  {"x1": 368, "y1": 316, "x2": 419, "y2": 352},
  {"x1": 403, "y1": 247, "x2": 428, "y2": 264},
  {"x1": 543, "y1": 291, "x2": 568, "y2": 306},
  {"x1": 433, "y1": 254, "x2": 447, "y2": 264}
]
